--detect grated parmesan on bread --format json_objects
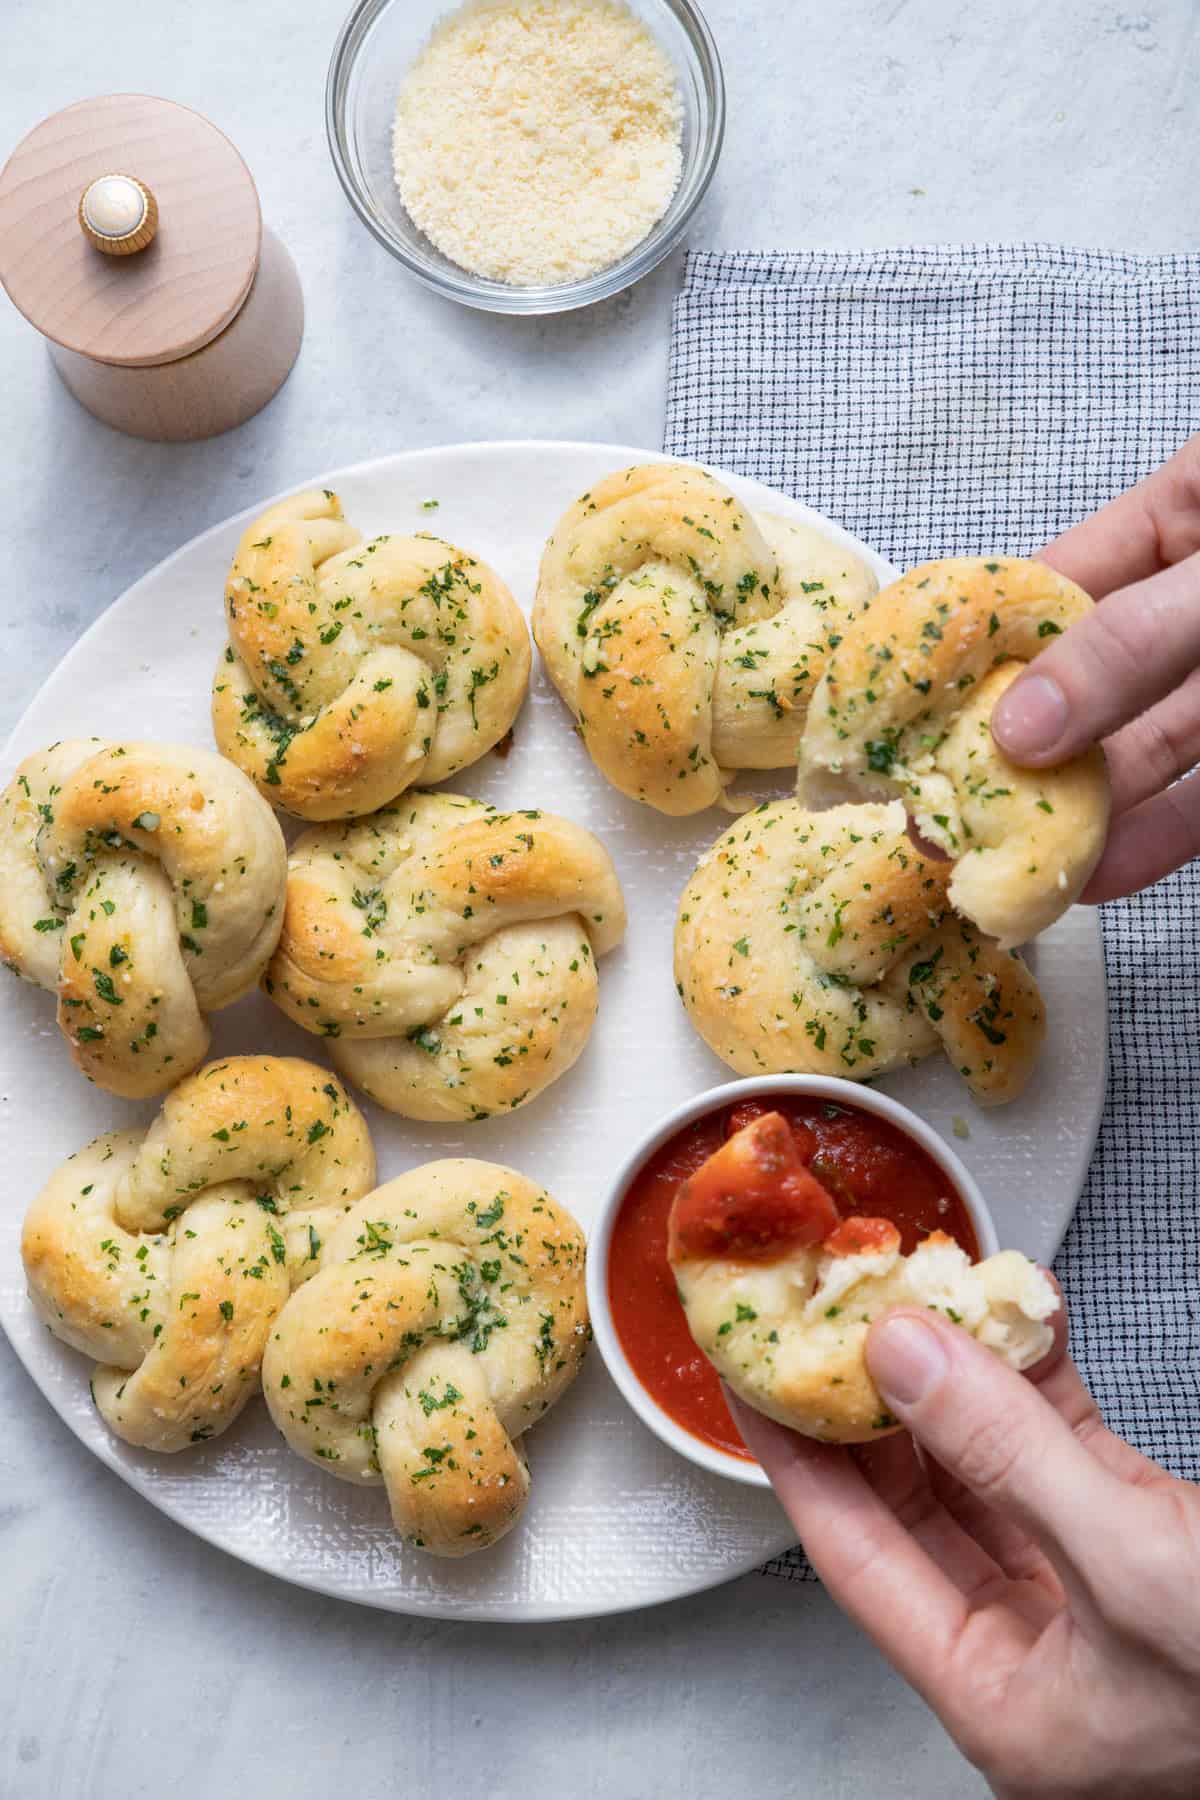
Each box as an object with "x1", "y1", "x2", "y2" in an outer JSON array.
[{"x1": 392, "y1": 0, "x2": 683, "y2": 286}]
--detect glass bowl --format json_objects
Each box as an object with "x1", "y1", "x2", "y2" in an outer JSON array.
[{"x1": 326, "y1": 0, "x2": 725, "y2": 314}]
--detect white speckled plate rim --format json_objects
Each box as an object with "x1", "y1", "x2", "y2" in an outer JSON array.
[{"x1": 0, "y1": 442, "x2": 1107, "y2": 1621}]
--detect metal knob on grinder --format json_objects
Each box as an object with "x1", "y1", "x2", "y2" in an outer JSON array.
[{"x1": 78, "y1": 172, "x2": 159, "y2": 256}]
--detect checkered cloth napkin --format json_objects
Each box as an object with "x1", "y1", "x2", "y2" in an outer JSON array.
[{"x1": 664, "y1": 243, "x2": 1200, "y2": 1582}]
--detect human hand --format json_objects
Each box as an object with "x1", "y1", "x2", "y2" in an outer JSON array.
[
  {"x1": 728, "y1": 1301, "x2": 1200, "y2": 1799},
  {"x1": 990, "y1": 438, "x2": 1200, "y2": 901}
]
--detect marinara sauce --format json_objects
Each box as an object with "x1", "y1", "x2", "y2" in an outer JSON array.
[{"x1": 607, "y1": 1096, "x2": 979, "y2": 1461}]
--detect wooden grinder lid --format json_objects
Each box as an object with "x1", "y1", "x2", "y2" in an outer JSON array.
[{"x1": 0, "y1": 94, "x2": 262, "y2": 368}]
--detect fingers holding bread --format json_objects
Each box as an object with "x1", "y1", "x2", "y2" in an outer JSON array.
[{"x1": 798, "y1": 557, "x2": 1111, "y2": 945}]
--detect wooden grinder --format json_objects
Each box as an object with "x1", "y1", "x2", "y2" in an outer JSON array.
[{"x1": 0, "y1": 94, "x2": 303, "y2": 441}]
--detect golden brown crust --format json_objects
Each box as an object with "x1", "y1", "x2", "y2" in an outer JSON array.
[
  {"x1": 0, "y1": 740, "x2": 287, "y2": 1097},
  {"x1": 799, "y1": 558, "x2": 1111, "y2": 946},
  {"x1": 889, "y1": 912, "x2": 1047, "y2": 1107},
  {"x1": 261, "y1": 1159, "x2": 589, "y2": 1555},
  {"x1": 20, "y1": 1056, "x2": 376, "y2": 1452},
  {"x1": 211, "y1": 489, "x2": 531, "y2": 820},
  {"x1": 119, "y1": 1055, "x2": 377, "y2": 1254},
  {"x1": 674, "y1": 798, "x2": 1045, "y2": 1105},
  {"x1": 532, "y1": 464, "x2": 879, "y2": 814},
  {"x1": 263, "y1": 792, "x2": 626, "y2": 1121}
]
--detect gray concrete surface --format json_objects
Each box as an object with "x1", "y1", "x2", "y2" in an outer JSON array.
[{"x1": 2, "y1": 0, "x2": 1195, "y2": 1793}]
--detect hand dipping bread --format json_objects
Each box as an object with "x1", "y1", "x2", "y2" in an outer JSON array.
[{"x1": 668, "y1": 1110, "x2": 1058, "y2": 1444}]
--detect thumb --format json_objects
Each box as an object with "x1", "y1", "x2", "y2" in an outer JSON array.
[
  {"x1": 865, "y1": 1309, "x2": 1121, "y2": 1566},
  {"x1": 990, "y1": 558, "x2": 1200, "y2": 765}
]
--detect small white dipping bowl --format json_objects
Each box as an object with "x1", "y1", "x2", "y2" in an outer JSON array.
[{"x1": 587, "y1": 1074, "x2": 1000, "y2": 1488}]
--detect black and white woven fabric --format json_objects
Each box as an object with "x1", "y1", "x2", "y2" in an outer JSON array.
[{"x1": 664, "y1": 243, "x2": 1200, "y2": 1583}]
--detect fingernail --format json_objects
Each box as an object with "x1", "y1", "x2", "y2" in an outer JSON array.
[
  {"x1": 992, "y1": 673, "x2": 1068, "y2": 757},
  {"x1": 868, "y1": 1316, "x2": 949, "y2": 1406}
]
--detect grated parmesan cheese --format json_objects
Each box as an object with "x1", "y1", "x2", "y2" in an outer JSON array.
[{"x1": 392, "y1": 0, "x2": 684, "y2": 287}]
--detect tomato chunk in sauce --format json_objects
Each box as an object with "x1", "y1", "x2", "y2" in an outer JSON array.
[
  {"x1": 668, "y1": 1112, "x2": 839, "y2": 1263},
  {"x1": 608, "y1": 1095, "x2": 978, "y2": 1462}
]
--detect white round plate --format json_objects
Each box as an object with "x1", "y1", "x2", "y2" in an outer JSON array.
[{"x1": 0, "y1": 442, "x2": 1106, "y2": 1621}]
